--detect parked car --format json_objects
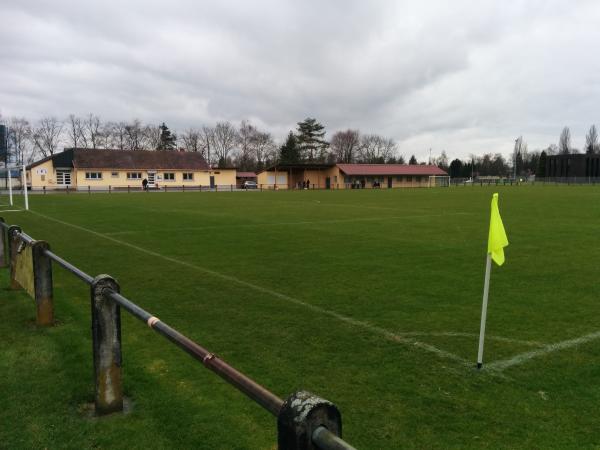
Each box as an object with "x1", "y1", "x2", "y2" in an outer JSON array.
[{"x1": 243, "y1": 181, "x2": 258, "y2": 189}]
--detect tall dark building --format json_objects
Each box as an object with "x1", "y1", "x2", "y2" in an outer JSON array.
[
  {"x1": 545, "y1": 154, "x2": 600, "y2": 178},
  {"x1": 0, "y1": 124, "x2": 7, "y2": 166}
]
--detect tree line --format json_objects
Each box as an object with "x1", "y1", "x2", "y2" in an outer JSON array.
[
  {"x1": 0, "y1": 114, "x2": 426, "y2": 171},
  {"x1": 4, "y1": 112, "x2": 597, "y2": 176},
  {"x1": 445, "y1": 125, "x2": 600, "y2": 178}
]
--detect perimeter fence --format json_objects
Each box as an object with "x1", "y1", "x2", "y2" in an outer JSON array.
[{"x1": 0, "y1": 217, "x2": 355, "y2": 450}]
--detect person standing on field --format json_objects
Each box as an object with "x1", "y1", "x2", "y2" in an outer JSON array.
[{"x1": 142, "y1": 178, "x2": 148, "y2": 191}]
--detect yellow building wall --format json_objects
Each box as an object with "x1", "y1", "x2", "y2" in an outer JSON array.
[
  {"x1": 28, "y1": 160, "x2": 76, "y2": 189},
  {"x1": 26, "y1": 168, "x2": 239, "y2": 190},
  {"x1": 257, "y1": 171, "x2": 289, "y2": 189},
  {"x1": 336, "y1": 172, "x2": 432, "y2": 189}
]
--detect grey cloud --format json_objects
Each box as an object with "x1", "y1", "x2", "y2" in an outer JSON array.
[{"x1": 1, "y1": 0, "x2": 600, "y2": 160}]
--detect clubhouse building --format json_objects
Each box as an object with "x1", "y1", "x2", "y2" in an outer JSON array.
[
  {"x1": 26, "y1": 148, "x2": 448, "y2": 191},
  {"x1": 257, "y1": 163, "x2": 448, "y2": 189},
  {"x1": 27, "y1": 148, "x2": 236, "y2": 190}
]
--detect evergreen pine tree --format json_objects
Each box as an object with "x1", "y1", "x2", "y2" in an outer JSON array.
[
  {"x1": 409, "y1": 154, "x2": 418, "y2": 165},
  {"x1": 158, "y1": 122, "x2": 177, "y2": 150},
  {"x1": 279, "y1": 132, "x2": 300, "y2": 164},
  {"x1": 296, "y1": 118, "x2": 329, "y2": 161}
]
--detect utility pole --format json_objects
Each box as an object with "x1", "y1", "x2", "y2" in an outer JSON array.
[{"x1": 514, "y1": 137, "x2": 519, "y2": 180}]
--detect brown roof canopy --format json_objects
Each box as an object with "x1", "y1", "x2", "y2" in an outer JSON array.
[
  {"x1": 337, "y1": 164, "x2": 448, "y2": 176},
  {"x1": 29, "y1": 148, "x2": 211, "y2": 171}
]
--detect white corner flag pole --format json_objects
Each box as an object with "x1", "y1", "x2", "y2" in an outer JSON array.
[
  {"x1": 477, "y1": 253, "x2": 492, "y2": 369},
  {"x1": 8, "y1": 169, "x2": 13, "y2": 206},
  {"x1": 22, "y1": 164, "x2": 29, "y2": 210}
]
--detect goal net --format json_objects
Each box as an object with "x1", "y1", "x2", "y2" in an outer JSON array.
[
  {"x1": 428, "y1": 175, "x2": 450, "y2": 188},
  {"x1": 0, "y1": 166, "x2": 29, "y2": 211}
]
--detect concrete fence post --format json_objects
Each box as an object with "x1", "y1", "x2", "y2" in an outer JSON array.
[
  {"x1": 32, "y1": 240, "x2": 54, "y2": 326},
  {"x1": 8, "y1": 225, "x2": 22, "y2": 290},
  {"x1": 91, "y1": 274, "x2": 124, "y2": 415},
  {"x1": 277, "y1": 390, "x2": 342, "y2": 450},
  {"x1": 0, "y1": 218, "x2": 6, "y2": 268}
]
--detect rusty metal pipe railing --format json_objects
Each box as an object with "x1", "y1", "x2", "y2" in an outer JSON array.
[
  {"x1": 16, "y1": 231, "x2": 35, "y2": 244},
  {"x1": 43, "y1": 249, "x2": 95, "y2": 284},
  {"x1": 105, "y1": 289, "x2": 285, "y2": 416},
  {"x1": 313, "y1": 426, "x2": 357, "y2": 450},
  {"x1": 2, "y1": 220, "x2": 356, "y2": 449}
]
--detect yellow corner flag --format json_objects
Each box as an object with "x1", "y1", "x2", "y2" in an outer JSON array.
[{"x1": 488, "y1": 193, "x2": 509, "y2": 265}]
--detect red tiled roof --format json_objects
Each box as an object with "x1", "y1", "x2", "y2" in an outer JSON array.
[
  {"x1": 236, "y1": 171, "x2": 257, "y2": 178},
  {"x1": 70, "y1": 148, "x2": 210, "y2": 170},
  {"x1": 336, "y1": 164, "x2": 448, "y2": 176}
]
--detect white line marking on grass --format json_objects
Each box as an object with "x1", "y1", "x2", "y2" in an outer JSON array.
[
  {"x1": 398, "y1": 331, "x2": 546, "y2": 348},
  {"x1": 0, "y1": 209, "x2": 24, "y2": 213},
  {"x1": 486, "y1": 330, "x2": 600, "y2": 371},
  {"x1": 28, "y1": 210, "x2": 470, "y2": 367},
  {"x1": 102, "y1": 212, "x2": 474, "y2": 236}
]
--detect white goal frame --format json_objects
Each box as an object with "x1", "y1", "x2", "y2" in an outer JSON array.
[
  {"x1": 428, "y1": 175, "x2": 450, "y2": 188},
  {"x1": 0, "y1": 164, "x2": 29, "y2": 211}
]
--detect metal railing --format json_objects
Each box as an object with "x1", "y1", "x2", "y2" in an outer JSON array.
[{"x1": 0, "y1": 217, "x2": 356, "y2": 450}]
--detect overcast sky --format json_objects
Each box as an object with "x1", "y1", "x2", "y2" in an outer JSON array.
[{"x1": 1, "y1": 0, "x2": 600, "y2": 160}]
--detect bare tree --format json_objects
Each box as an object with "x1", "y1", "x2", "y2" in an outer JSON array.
[
  {"x1": 212, "y1": 121, "x2": 238, "y2": 166},
  {"x1": 252, "y1": 131, "x2": 276, "y2": 169},
  {"x1": 237, "y1": 120, "x2": 256, "y2": 166},
  {"x1": 142, "y1": 124, "x2": 161, "y2": 150},
  {"x1": 200, "y1": 125, "x2": 215, "y2": 163},
  {"x1": 357, "y1": 134, "x2": 397, "y2": 163},
  {"x1": 330, "y1": 129, "x2": 360, "y2": 163},
  {"x1": 107, "y1": 121, "x2": 128, "y2": 150},
  {"x1": 84, "y1": 114, "x2": 102, "y2": 149},
  {"x1": 124, "y1": 119, "x2": 143, "y2": 150},
  {"x1": 66, "y1": 114, "x2": 86, "y2": 148},
  {"x1": 585, "y1": 125, "x2": 599, "y2": 154},
  {"x1": 8, "y1": 117, "x2": 32, "y2": 165},
  {"x1": 434, "y1": 150, "x2": 449, "y2": 170},
  {"x1": 545, "y1": 143, "x2": 558, "y2": 155},
  {"x1": 558, "y1": 127, "x2": 571, "y2": 154},
  {"x1": 180, "y1": 128, "x2": 202, "y2": 152},
  {"x1": 31, "y1": 117, "x2": 64, "y2": 157}
]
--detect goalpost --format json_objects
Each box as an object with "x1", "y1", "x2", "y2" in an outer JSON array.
[
  {"x1": 0, "y1": 164, "x2": 29, "y2": 211},
  {"x1": 428, "y1": 175, "x2": 450, "y2": 188}
]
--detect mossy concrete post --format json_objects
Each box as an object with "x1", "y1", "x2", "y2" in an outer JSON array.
[
  {"x1": 0, "y1": 217, "x2": 6, "y2": 268},
  {"x1": 32, "y1": 240, "x2": 54, "y2": 326},
  {"x1": 91, "y1": 274, "x2": 123, "y2": 415},
  {"x1": 7, "y1": 225, "x2": 22, "y2": 290},
  {"x1": 277, "y1": 390, "x2": 342, "y2": 450}
]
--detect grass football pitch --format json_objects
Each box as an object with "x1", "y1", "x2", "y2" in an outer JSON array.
[{"x1": 1, "y1": 185, "x2": 599, "y2": 449}]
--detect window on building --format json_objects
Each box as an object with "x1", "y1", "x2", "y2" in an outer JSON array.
[
  {"x1": 406, "y1": 176, "x2": 413, "y2": 182},
  {"x1": 85, "y1": 172, "x2": 102, "y2": 180},
  {"x1": 396, "y1": 176, "x2": 402, "y2": 181},
  {"x1": 415, "y1": 176, "x2": 422, "y2": 181},
  {"x1": 127, "y1": 172, "x2": 142, "y2": 180},
  {"x1": 56, "y1": 170, "x2": 72, "y2": 185},
  {"x1": 183, "y1": 172, "x2": 193, "y2": 181},
  {"x1": 111, "y1": 172, "x2": 119, "y2": 178},
  {"x1": 163, "y1": 172, "x2": 175, "y2": 181}
]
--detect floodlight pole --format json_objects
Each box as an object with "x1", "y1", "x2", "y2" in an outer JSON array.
[
  {"x1": 477, "y1": 253, "x2": 492, "y2": 369},
  {"x1": 8, "y1": 170, "x2": 13, "y2": 206},
  {"x1": 22, "y1": 164, "x2": 28, "y2": 210}
]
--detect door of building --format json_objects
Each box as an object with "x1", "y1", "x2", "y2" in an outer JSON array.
[
  {"x1": 210, "y1": 176, "x2": 215, "y2": 188},
  {"x1": 147, "y1": 171, "x2": 156, "y2": 188},
  {"x1": 56, "y1": 170, "x2": 72, "y2": 187},
  {"x1": 325, "y1": 177, "x2": 331, "y2": 189},
  {"x1": 388, "y1": 177, "x2": 393, "y2": 188}
]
